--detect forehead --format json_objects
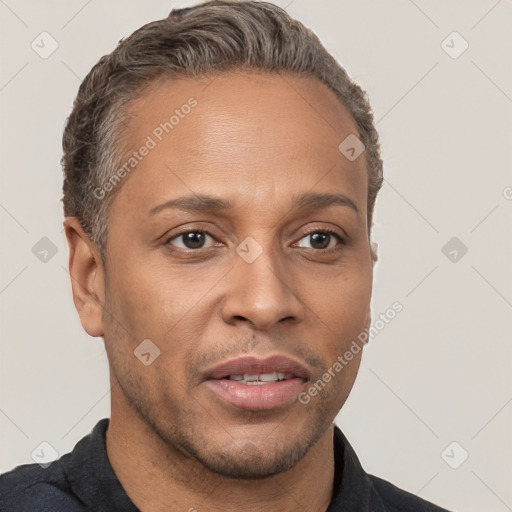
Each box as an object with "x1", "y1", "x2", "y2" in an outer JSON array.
[{"x1": 111, "y1": 72, "x2": 368, "y2": 217}]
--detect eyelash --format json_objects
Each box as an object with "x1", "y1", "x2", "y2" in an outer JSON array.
[
  {"x1": 294, "y1": 227, "x2": 345, "y2": 251},
  {"x1": 166, "y1": 229, "x2": 213, "y2": 248},
  {"x1": 165, "y1": 227, "x2": 345, "y2": 253}
]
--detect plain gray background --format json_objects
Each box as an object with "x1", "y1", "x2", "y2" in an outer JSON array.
[{"x1": 1, "y1": 1, "x2": 511, "y2": 511}]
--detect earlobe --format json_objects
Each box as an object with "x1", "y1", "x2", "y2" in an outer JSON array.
[
  {"x1": 64, "y1": 218, "x2": 105, "y2": 338},
  {"x1": 365, "y1": 307, "x2": 371, "y2": 331},
  {"x1": 370, "y1": 241, "x2": 378, "y2": 266}
]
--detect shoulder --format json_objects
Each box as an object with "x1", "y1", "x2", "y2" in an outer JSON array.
[
  {"x1": 368, "y1": 474, "x2": 451, "y2": 512},
  {"x1": 0, "y1": 460, "x2": 85, "y2": 512},
  {"x1": 0, "y1": 419, "x2": 111, "y2": 512},
  {"x1": 331, "y1": 425, "x2": 451, "y2": 511}
]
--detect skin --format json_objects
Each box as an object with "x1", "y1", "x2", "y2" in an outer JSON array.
[{"x1": 64, "y1": 72, "x2": 374, "y2": 512}]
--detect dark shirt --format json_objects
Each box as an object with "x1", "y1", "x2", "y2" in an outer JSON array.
[{"x1": 0, "y1": 418, "x2": 450, "y2": 511}]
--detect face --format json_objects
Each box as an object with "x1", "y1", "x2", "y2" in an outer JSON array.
[{"x1": 98, "y1": 72, "x2": 373, "y2": 478}]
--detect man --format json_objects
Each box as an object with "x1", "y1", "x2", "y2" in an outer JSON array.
[{"x1": 0, "y1": 1, "x2": 450, "y2": 510}]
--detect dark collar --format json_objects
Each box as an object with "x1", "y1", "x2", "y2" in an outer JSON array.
[
  {"x1": 62, "y1": 418, "x2": 380, "y2": 512},
  {"x1": 62, "y1": 418, "x2": 139, "y2": 511},
  {"x1": 328, "y1": 425, "x2": 382, "y2": 511}
]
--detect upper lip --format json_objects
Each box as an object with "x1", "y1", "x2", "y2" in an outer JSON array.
[{"x1": 204, "y1": 355, "x2": 310, "y2": 380}]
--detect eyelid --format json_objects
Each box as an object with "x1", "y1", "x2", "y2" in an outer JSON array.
[
  {"x1": 166, "y1": 227, "x2": 210, "y2": 241},
  {"x1": 164, "y1": 226, "x2": 346, "y2": 252},
  {"x1": 304, "y1": 226, "x2": 343, "y2": 238},
  {"x1": 295, "y1": 226, "x2": 345, "y2": 244},
  {"x1": 166, "y1": 228, "x2": 220, "y2": 250}
]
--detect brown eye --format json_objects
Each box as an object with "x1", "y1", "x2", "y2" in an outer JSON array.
[
  {"x1": 168, "y1": 231, "x2": 214, "y2": 250},
  {"x1": 296, "y1": 231, "x2": 342, "y2": 250}
]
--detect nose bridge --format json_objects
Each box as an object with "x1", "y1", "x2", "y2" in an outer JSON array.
[{"x1": 221, "y1": 235, "x2": 303, "y2": 330}]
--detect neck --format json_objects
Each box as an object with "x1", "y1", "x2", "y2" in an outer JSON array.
[{"x1": 106, "y1": 379, "x2": 336, "y2": 512}]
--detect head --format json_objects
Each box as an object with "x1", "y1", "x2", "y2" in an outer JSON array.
[{"x1": 63, "y1": 0, "x2": 383, "y2": 479}]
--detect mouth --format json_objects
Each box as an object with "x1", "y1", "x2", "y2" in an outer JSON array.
[
  {"x1": 203, "y1": 355, "x2": 309, "y2": 410},
  {"x1": 224, "y1": 371, "x2": 294, "y2": 384}
]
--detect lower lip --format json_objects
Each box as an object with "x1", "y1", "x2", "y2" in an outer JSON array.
[{"x1": 205, "y1": 378, "x2": 306, "y2": 410}]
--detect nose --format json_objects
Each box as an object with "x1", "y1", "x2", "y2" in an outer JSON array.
[{"x1": 221, "y1": 244, "x2": 304, "y2": 331}]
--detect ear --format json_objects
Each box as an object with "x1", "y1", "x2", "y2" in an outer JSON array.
[
  {"x1": 63, "y1": 217, "x2": 106, "y2": 338},
  {"x1": 365, "y1": 241, "x2": 377, "y2": 341},
  {"x1": 370, "y1": 241, "x2": 378, "y2": 266}
]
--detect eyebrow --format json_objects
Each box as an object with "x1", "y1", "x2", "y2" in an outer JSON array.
[
  {"x1": 148, "y1": 192, "x2": 358, "y2": 216},
  {"x1": 149, "y1": 195, "x2": 233, "y2": 216},
  {"x1": 292, "y1": 192, "x2": 359, "y2": 216}
]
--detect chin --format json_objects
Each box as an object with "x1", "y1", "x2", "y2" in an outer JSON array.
[
  {"x1": 183, "y1": 436, "x2": 314, "y2": 479},
  {"x1": 171, "y1": 409, "x2": 333, "y2": 480}
]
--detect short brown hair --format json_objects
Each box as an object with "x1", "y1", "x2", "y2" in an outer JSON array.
[{"x1": 62, "y1": 0, "x2": 383, "y2": 259}]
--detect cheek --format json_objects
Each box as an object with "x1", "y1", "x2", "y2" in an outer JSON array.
[
  {"x1": 302, "y1": 265, "x2": 372, "y2": 344},
  {"x1": 103, "y1": 262, "x2": 221, "y2": 386},
  {"x1": 106, "y1": 258, "x2": 222, "y2": 335}
]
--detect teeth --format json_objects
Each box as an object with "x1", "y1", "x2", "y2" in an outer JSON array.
[
  {"x1": 258, "y1": 372, "x2": 278, "y2": 382},
  {"x1": 227, "y1": 372, "x2": 290, "y2": 383}
]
